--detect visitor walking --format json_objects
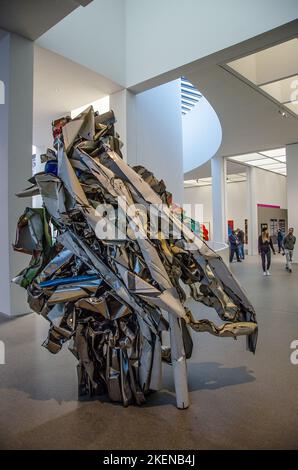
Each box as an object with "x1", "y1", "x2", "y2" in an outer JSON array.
[
  {"x1": 229, "y1": 230, "x2": 241, "y2": 263},
  {"x1": 237, "y1": 228, "x2": 245, "y2": 260},
  {"x1": 258, "y1": 227, "x2": 275, "y2": 276},
  {"x1": 284, "y1": 227, "x2": 296, "y2": 273},
  {"x1": 277, "y1": 228, "x2": 285, "y2": 254}
]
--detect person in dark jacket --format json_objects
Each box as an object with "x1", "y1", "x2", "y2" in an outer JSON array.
[
  {"x1": 277, "y1": 228, "x2": 285, "y2": 254},
  {"x1": 237, "y1": 228, "x2": 245, "y2": 259},
  {"x1": 258, "y1": 228, "x2": 276, "y2": 276},
  {"x1": 284, "y1": 227, "x2": 296, "y2": 273},
  {"x1": 229, "y1": 230, "x2": 241, "y2": 263}
]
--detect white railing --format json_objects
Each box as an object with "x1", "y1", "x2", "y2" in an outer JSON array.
[{"x1": 181, "y1": 77, "x2": 202, "y2": 115}]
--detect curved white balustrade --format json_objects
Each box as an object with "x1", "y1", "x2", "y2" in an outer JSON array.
[
  {"x1": 181, "y1": 77, "x2": 222, "y2": 174},
  {"x1": 183, "y1": 94, "x2": 222, "y2": 173}
]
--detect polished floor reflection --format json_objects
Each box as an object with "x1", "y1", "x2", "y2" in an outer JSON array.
[{"x1": 0, "y1": 255, "x2": 297, "y2": 449}]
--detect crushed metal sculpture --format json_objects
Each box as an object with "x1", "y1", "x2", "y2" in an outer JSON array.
[{"x1": 13, "y1": 107, "x2": 257, "y2": 408}]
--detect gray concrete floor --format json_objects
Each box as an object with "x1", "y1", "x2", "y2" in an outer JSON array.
[{"x1": 0, "y1": 255, "x2": 297, "y2": 449}]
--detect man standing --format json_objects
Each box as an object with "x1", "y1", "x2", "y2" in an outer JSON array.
[
  {"x1": 237, "y1": 228, "x2": 245, "y2": 260},
  {"x1": 284, "y1": 227, "x2": 296, "y2": 273},
  {"x1": 229, "y1": 230, "x2": 241, "y2": 263}
]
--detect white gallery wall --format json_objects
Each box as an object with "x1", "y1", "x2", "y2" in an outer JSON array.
[
  {"x1": 126, "y1": 0, "x2": 298, "y2": 86},
  {"x1": 227, "y1": 181, "x2": 248, "y2": 231},
  {"x1": 131, "y1": 79, "x2": 184, "y2": 204},
  {"x1": 184, "y1": 185, "x2": 213, "y2": 234},
  {"x1": 37, "y1": 0, "x2": 126, "y2": 86},
  {"x1": 184, "y1": 167, "x2": 287, "y2": 241},
  {"x1": 254, "y1": 168, "x2": 287, "y2": 208},
  {"x1": 184, "y1": 181, "x2": 248, "y2": 239}
]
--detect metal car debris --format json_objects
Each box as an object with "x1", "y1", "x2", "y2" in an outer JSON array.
[{"x1": 13, "y1": 106, "x2": 257, "y2": 409}]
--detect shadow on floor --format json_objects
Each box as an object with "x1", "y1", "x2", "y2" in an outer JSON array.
[
  {"x1": 162, "y1": 361, "x2": 255, "y2": 394},
  {"x1": 0, "y1": 361, "x2": 255, "y2": 408},
  {"x1": 187, "y1": 361, "x2": 255, "y2": 390}
]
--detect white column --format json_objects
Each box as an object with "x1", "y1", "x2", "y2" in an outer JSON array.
[
  {"x1": 247, "y1": 166, "x2": 259, "y2": 255},
  {"x1": 0, "y1": 33, "x2": 34, "y2": 315},
  {"x1": 109, "y1": 89, "x2": 137, "y2": 164},
  {"x1": 211, "y1": 155, "x2": 227, "y2": 244},
  {"x1": 286, "y1": 143, "x2": 298, "y2": 263}
]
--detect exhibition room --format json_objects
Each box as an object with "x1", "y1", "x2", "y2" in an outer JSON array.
[{"x1": 0, "y1": 0, "x2": 298, "y2": 458}]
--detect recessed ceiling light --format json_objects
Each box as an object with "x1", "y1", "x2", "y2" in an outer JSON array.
[
  {"x1": 257, "y1": 163, "x2": 286, "y2": 170},
  {"x1": 184, "y1": 180, "x2": 197, "y2": 185},
  {"x1": 260, "y1": 75, "x2": 298, "y2": 104},
  {"x1": 229, "y1": 153, "x2": 263, "y2": 162},
  {"x1": 271, "y1": 168, "x2": 287, "y2": 175},
  {"x1": 227, "y1": 39, "x2": 298, "y2": 86},
  {"x1": 275, "y1": 156, "x2": 286, "y2": 162},
  {"x1": 226, "y1": 39, "x2": 298, "y2": 118},
  {"x1": 226, "y1": 147, "x2": 288, "y2": 176},
  {"x1": 199, "y1": 177, "x2": 212, "y2": 182},
  {"x1": 260, "y1": 148, "x2": 286, "y2": 158},
  {"x1": 284, "y1": 100, "x2": 298, "y2": 116},
  {"x1": 246, "y1": 158, "x2": 272, "y2": 166}
]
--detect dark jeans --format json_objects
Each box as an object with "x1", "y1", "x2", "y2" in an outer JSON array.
[
  {"x1": 230, "y1": 246, "x2": 240, "y2": 262},
  {"x1": 278, "y1": 240, "x2": 284, "y2": 253},
  {"x1": 261, "y1": 250, "x2": 271, "y2": 272},
  {"x1": 238, "y1": 243, "x2": 245, "y2": 259}
]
